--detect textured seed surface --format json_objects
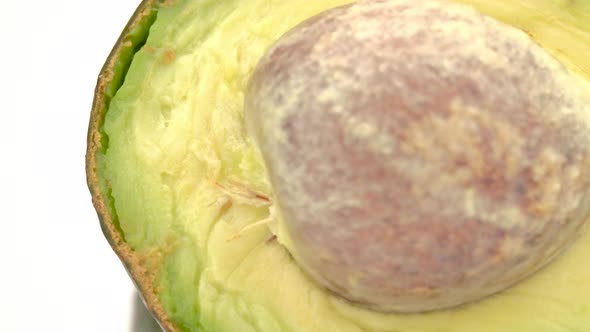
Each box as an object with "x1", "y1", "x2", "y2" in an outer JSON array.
[{"x1": 245, "y1": 0, "x2": 590, "y2": 312}]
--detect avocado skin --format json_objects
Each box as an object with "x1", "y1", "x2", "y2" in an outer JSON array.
[{"x1": 86, "y1": 1, "x2": 178, "y2": 331}]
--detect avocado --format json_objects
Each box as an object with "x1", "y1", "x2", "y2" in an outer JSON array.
[{"x1": 86, "y1": 0, "x2": 590, "y2": 331}]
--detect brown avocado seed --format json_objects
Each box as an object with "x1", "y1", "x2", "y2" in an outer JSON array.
[{"x1": 245, "y1": 0, "x2": 590, "y2": 313}]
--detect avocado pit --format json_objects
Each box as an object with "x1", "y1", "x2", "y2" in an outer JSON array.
[{"x1": 245, "y1": 0, "x2": 590, "y2": 313}]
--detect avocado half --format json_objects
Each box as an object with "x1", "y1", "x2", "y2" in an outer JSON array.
[{"x1": 86, "y1": 1, "x2": 590, "y2": 331}]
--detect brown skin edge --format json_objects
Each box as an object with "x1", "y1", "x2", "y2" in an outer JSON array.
[{"x1": 85, "y1": 1, "x2": 179, "y2": 331}]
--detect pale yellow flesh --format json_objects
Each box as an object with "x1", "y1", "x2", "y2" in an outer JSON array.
[{"x1": 100, "y1": 0, "x2": 590, "y2": 331}]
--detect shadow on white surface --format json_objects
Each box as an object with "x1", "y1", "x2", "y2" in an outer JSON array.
[{"x1": 132, "y1": 293, "x2": 163, "y2": 332}]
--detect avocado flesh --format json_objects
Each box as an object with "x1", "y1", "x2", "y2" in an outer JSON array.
[{"x1": 97, "y1": 0, "x2": 590, "y2": 331}]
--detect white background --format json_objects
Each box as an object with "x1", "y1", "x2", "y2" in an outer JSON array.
[{"x1": 0, "y1": 1, "x2": 149, "y2": 331}]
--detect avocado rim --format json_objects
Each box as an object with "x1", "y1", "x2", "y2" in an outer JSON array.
[{"x1": 85, "y1": 1, "x2": 178, "y2": 331}]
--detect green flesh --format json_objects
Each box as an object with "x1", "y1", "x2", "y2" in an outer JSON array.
[{"x1": 97, "y1": 0, "x2": 590, "y2": 331}]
